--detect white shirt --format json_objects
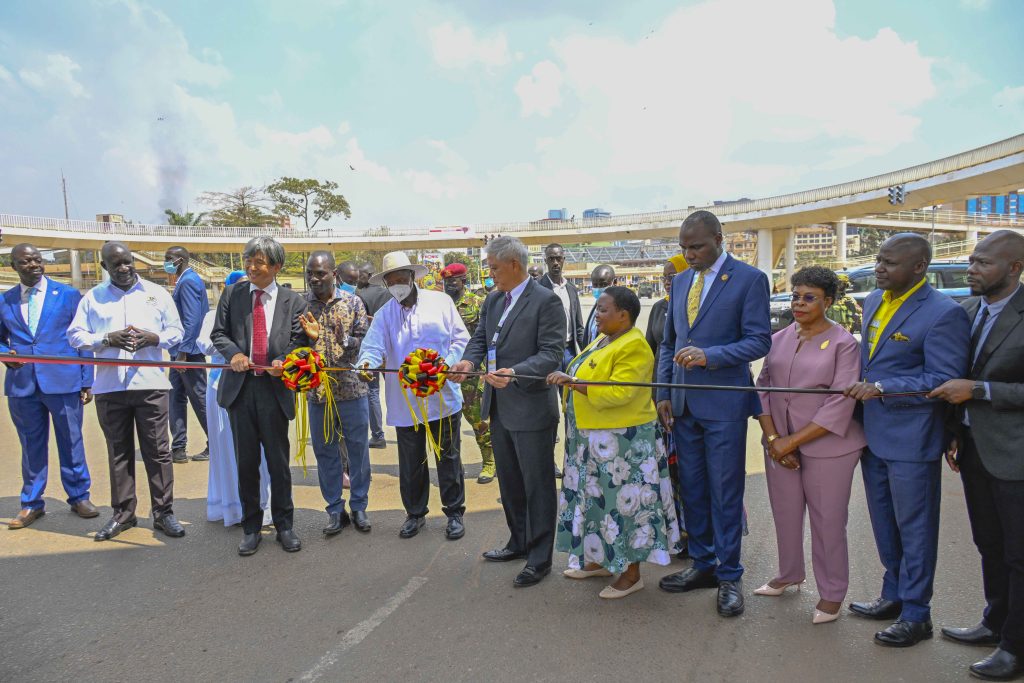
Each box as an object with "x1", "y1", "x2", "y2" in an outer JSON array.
[
  {"x1": 697, "y1": 250, "x2": 729, "y2": 307},
  {"x1": 548, "y1": 276, "x2": 573, "y2": 343},
  {"x1": 68, "y1": 276, "x2": 184, "y2": 394},
  {"x1": 498, "y1": 276, "x2": 531, "y2": 327},
  {"x1": 249, "y1": 280, "x2": 279, "y2": 351},
  {"x1": 19, "y1": 275, "x2": 47, "y2": 326},
  {"x1": 356, "y1": 287, "x2": 470, "y2": 427}
]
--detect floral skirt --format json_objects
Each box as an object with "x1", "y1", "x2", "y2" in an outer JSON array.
[{"x1": 555, "y1": 411, "x2": 681, "y2": 573}]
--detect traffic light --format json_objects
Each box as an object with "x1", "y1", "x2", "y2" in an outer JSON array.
[{"x1": 888, "y1": 185, "x2": 906, "y2": 205}]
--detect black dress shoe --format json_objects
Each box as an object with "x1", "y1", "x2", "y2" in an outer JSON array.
[
  {"x1": 171, "y1": 448, "x2": 188, "y2": 464},
  {"x1": 368, "y1": 437, "x2": 387, "y2": 449},
  {"x1": 399, "y1": 516, "x2": 425, "y2": 538},
  {"x1": 554, "y1": 466, "x2": 563, "y2": 479},
  {"x1": 445, "y1": 515, "x2": 465, "y2": 540},
  {"x1": 943, "y1": 622, "x2": 1002, "y2": 647},
  {"x1": 659, "y1": 567, "x2": 719, "y2": 593},
  {"x1": 874, "y1": 619, "x2": 933, "y2": 647},
  {"x1": 850, "y1": 597, "x2": 903, "y2": 620},
  {"x1": 153, "y1": 513, "x2": 185, "y2": 538},
  {"x1": 94, "y1": 516, "x2": 137, "y2": 541},
  {"x1": 970, "y1": 648, "x2": 1022, "y2": 681},
  {"x1": 191, "y1": 448, "x2": 210, "y2": 462},
  {"x1": 482, "y1": 547, "x2": 527, "y2": 562},
  {"x1": 276, "y1": 528, "x2": 302, "y2": 552},
  {"x1": 238, "y1": 532, "x2": 261, "y2": 556},
  {"x1": 352, "y1": 510, "x2": 371, "y2": 532},
  {"x1": 717, "y1": 580, "x2": 744, "y2": 617},
  {"x1": 323, "y1": 511, "x2": 351, "y2": 536},
  {"x1": 513, "y1": 565, "x2": 551, "y2": 587}
]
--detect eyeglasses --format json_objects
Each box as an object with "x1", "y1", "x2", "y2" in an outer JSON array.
[{"x1": 789, "y1": 293, "x2": 820, "y2": 304}]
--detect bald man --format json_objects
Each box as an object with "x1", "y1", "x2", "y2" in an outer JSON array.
[
  {"x1": 845, "y1": 233, "x2": 970, "y2": 647},
  {"x1": 929, "y1": 231, "x2": 1024, "y2": 680},
  {"x1": 582, "y1": 264, "x2": 616, "y2": 347}
]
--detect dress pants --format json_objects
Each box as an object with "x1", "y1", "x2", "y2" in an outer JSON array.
[
  {"x1": 394, "y1": 412, "x2": 465, "y2": 518},
  {"x1": 367, "y1": 375, "x2": 385, "y2": 441},
  {"x1": 308, "y1": 395, "x2": 371, "y2": 514},
  {"x1": 9, "y1": 390, "x2": 91, "y2": 510},
  {"x1": 489, "y1": 408, "x2": 557, "y2": 569},
  {"x1": 861, "y1": 448, "x2": 941, "y2": 623},
  {"x1": 227, "y1": 373, "x2": 294, "y2": 535},
  {"x1": 169, "y1": 354, "x2": 209, "y2": 452},
  {"x1": 94, "y1": 390, "x2": 174, "y2": 522},
  {"x1": 672, "y1": 410, "x2": 747, "y2": 581},
  {"x1": 764, "y1": 448, "x2": 861, "y2": 602},
  {"x1": 961, "y1": 431, "x2": 1024, "y2": 657}
]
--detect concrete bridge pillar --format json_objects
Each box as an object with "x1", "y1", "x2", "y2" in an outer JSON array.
[
  {"x1": 835, "y1": 218, "x2": 848, "y2": 266},
  {"x1": 210, "y1": 281, "x2": 223, "y2": 306},
  {"x1": 69, "y1": 250, "x2": 83, "y2": 289},
  {"x1": 756, "y1": 228, "x2": 773, "y2": 281},
  {"x1": 785, "y1": 227, "x2": 796, "y2": 286},
  {"x1": 967, "y1": 228, "x2": 979, "y2": 246}
]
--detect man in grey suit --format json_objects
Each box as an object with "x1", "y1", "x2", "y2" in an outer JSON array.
[
  {"x1": 211, "y1": 237, "x2": 309, "y2": 557},
  {"x1": 929, "y1": 230, "x2": 1024, "y2": 681},
  {"x1": 451, "y1": 236, "x2": 565, "y2": 587}
]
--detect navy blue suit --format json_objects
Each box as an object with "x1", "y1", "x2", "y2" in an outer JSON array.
[
  {"x1": 657, "y1": 254, "x2": 771, "y2": 580},
  {"x1": 169, "y1": 267, "x2": 209, "y2": 453},
  {"x1": 0, "y1": 279, "x2": 94, "y2": 510},
  {"x1": 859, "y1": 282, "x2": 970, "y2": 622}
]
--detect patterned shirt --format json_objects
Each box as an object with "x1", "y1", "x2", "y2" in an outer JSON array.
[
  {"x1": 304, "y1": 290, "x2": 369, "y2": 403},
  {"x1": 454, "y1": 289, "x2": 484, "y2": 336}
]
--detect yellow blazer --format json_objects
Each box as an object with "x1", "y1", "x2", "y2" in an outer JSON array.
[{"x1": 566, "y1": 327, "x2": 658, "y2": 430}]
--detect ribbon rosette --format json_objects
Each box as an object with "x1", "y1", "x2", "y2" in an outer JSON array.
[
  {"x1": 280, "y1": 347, "x2": 338, "y2": 474},
  {"x1": 398, "y1": 348, "x2": 450, "y2": 460}
]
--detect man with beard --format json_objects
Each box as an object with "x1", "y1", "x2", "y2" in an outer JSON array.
[{"x1": 441, "y1": 262, "x2": 495, "y2": 484}]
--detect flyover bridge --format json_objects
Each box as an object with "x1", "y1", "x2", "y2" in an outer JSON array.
[{"x1": 1, "y1": 133, "x2": 1022, "y2": 285}]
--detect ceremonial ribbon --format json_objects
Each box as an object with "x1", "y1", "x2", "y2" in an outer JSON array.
[{"x1": 2, "y1": 353, "x2": 933, "y2": 398}]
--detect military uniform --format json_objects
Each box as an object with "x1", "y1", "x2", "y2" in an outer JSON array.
[
  {"x1": 441, "y1": 264, "x2": 495, "y2": 481},
  {"x1": 827, "y1": 277, "x2": 863, "y2": 333}
]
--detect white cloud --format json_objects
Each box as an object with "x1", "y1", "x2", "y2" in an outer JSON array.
[
  {"x1": 344, "y1": 138, "x2": 393, "y2": 183},
  {"x1": 959, "y1": 0, "x2": 991, "y2": 10},
  {"x1": 994, "y1": 84, "x2": 1024, "y2": 108},
  {"x1": 19, "y1": 53, "x2": 88, "y2": 98},
  {"x1": 428, "y1": 22, "x2": 510, "y2": 69},
  {"x1": 0, "y1": 65, "x2": 12, "y2": 84},
  {"x1": 515, "y1": 60, "x2": 563, "y2": 117}
]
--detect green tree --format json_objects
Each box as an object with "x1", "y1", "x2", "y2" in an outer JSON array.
[
  {"x1": 266, "y1": 177, "x2": 351, "y2": 230},
  {"x1": 163, "y1": 209, "x2": 205, "y2": 226},
  {"x1": 442, "y1": 251, "x2": 480, "y2": 282},
  {"x1": 198, "y1": 186, "x2": 277, "y2": 227}
]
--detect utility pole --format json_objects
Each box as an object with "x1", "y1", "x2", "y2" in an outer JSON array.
[{"x1": 62, "y1": 170, "x2": 83, "y2": 289}]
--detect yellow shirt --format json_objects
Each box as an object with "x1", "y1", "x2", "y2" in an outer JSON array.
[{"x1": 867, "y1": 277, "x2": 926, "y2": 357}]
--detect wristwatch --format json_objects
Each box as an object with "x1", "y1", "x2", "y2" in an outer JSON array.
[
  {"x1": 971, "y1": 381, "x2": 987, "y2": 400},
  {"x1": 766, "y1": 434, "x2": 780, "y2": 444},
  {"x1": 874, "y1": 381, "x2": 884, "y2": 394},
  {"x1": 101, "y1": 334, "x2": 110, "y2": 347}
]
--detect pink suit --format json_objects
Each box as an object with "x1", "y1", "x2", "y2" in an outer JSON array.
[{"x1": 757, "y1": 323, "x2": 867, "y2": 602}]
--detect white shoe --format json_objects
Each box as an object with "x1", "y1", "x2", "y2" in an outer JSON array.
[
  {"x1": 753, "y1": 580, "x2": 803, "y2": 596},
  {"x1": 563, "y1": 567, "x2": 613, "y2": 579},
  {"x1": 599, "y1": 579, "x2": 644, "y2": 599},
  {"x1": 813, "y1": 608, "x2": 840, "y2": 624}
]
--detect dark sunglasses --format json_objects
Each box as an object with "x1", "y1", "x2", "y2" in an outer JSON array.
[{"x1": 789, "y1": 293, "x2": 820, "y2": 304}]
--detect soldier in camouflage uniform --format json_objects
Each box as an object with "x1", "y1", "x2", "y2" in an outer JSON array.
[
  {"x1": 441, "y1": 263, "x2": 495, "y2": 483},
  {"x1": 826, "y1": 273, "x2": 863, "y2": 333}
]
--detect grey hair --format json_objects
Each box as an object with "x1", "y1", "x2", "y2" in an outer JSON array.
[
  {"x1": 487, "y1": 236, "x2": 529, "y2": 269},
  {"x1": 243, "y1": 236, "x2": 286, "y2": 266}
]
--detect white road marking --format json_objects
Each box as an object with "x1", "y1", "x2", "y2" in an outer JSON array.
[{"x1": 298, "y1": 575, "x2": 428, "y2": 682}]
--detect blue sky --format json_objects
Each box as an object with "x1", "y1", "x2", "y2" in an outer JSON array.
[{"x1": 0, "y1": 0, "x2": 1021, "y2": 229}]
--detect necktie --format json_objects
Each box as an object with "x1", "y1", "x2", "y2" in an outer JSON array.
[
  {"x1": 26, "y1": 287, "x2": 40, "y2": 336},
  {"x1": 503, "y1": 292, "x2": 513, "y2": 311},
  {"x1": 687, "y1": 270, "x2": 706, "y2": 327},
  {"x1": 252, "y1": 290, "x2": 268, "y2": 374},
  {"x1": 970, "y1": 306, "x2": 989, "y2": 371}
]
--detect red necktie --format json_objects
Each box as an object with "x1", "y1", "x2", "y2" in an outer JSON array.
[{"x1": 252, "y1": 290, "x2": 268, "y2": 374}]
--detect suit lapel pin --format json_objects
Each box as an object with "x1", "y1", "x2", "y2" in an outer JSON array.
[
  {"x1": 588, "y1": 359, "x2": 597, "y2": 369},
  {"x1": 720, "y1": 274, "x2": 729, "y2": 282},
  {"x1": 819, "y1": 340, "x2": 830, "y2": 350}
]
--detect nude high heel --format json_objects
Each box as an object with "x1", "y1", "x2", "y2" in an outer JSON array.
[
  {"x1": 813, "y1": 608, "x2": 840, "y2": 624},
  {"x1": 753, "y1": 580, "x2": 804, "y2": 596}
]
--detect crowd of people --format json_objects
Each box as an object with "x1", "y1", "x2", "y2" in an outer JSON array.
[{"x1": 1, "y1": 210, "x2": 1022, "y2": 680}]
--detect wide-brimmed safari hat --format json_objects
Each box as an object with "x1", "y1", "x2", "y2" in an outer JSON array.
[{"x1": 369, "y1": 251, "x2": 429, "y2": 287}]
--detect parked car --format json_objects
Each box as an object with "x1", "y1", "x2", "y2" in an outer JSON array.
[{"x1": 638, "y1": 282, "x2": 654, "y2": 298}]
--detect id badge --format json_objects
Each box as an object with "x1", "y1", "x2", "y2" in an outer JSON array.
[{"x1": 487, "y1": 347, "x2": 497, "y2": 374}]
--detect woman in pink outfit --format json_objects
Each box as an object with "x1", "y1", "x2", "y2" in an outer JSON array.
[{"x1": 755, "y1": 266, "x2": 866, "y2": 624}]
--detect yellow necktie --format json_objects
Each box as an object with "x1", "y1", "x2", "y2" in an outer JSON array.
[{"x1": 687, "y1": 270, "x2": 705, "y2": 326}]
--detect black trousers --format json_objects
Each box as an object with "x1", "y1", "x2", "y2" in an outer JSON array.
[
  {"x1": 489, "y1": 410, "x2": 557, "y2": 569},
  {"x1": 94, "y1": 390, "x2": 174, "y2": 522},
  {"x1": 227, "y1": 374, "x2": 294, "y2": 534},
  {"x1": 169, "y1": 353, "x2": 209, "y2": 452},
  {"x1": 394, "y1": 412, "x2": 465, "y2": 518},
  {"x1": 962, "y1": 430, "x2": 1024, "y2": 656}
]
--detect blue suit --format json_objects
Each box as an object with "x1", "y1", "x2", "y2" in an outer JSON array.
[
  {"x1": 657, "y1": 254, "x2": 771, "y2": 580},
  {"x1": 169, "y1": 267, "x2": 209, "y2": 453},
  {"x1": 859, "y1": 282, "x2": 970, "y2": 622},
  {"x1": 0, "y1": 279, "x2": 94, "y2": 510}
]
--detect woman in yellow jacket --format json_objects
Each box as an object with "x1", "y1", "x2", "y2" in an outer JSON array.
[{"x1": 547, "y1": 286, "x2": 681, "y2": 599}]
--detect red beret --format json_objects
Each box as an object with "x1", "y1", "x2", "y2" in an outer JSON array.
[{"x1": 441, "y1": 263, "x2": 468, "y2": 279}]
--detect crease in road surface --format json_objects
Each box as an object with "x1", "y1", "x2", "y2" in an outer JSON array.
[{"x1": 298, "y1": 575, "x2": 429, "y2": 682}]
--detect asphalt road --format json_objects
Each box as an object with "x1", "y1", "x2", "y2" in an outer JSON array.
[{"x1": 0, "y1": 300, "x2": 991, "y2": 682}]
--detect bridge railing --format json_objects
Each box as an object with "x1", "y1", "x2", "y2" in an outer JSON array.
[{"x1": 863, "y1": 210, "x2": 1024, "y2": 227}]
